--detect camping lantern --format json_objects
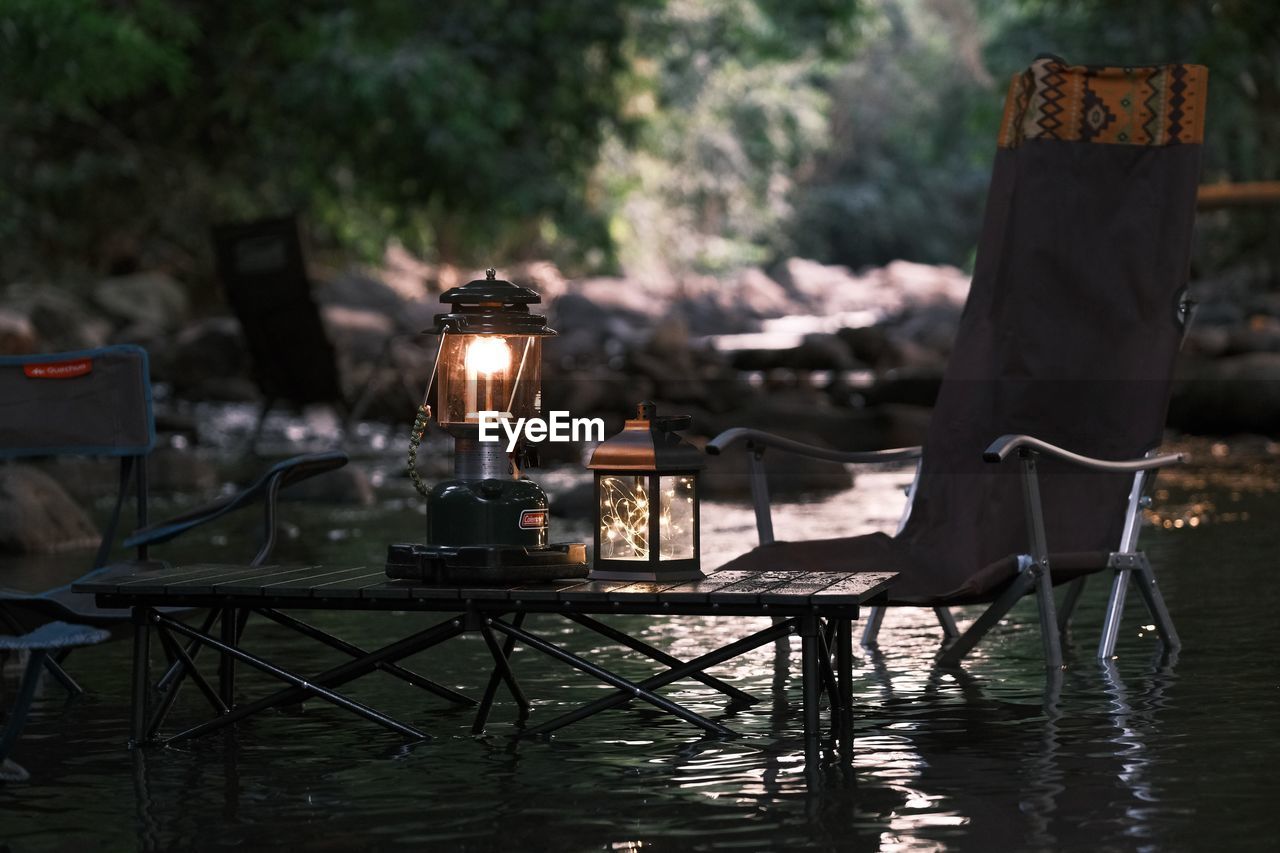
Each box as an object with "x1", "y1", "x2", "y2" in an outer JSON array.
[
  {"x1": 386, "y1": 269, "x2": 586, "y2": 582},
  {"x1": 587, "y1": 402, "x2": 704, "y2": 582}
]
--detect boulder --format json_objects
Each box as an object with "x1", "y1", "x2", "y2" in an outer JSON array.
[
  {"x1": 94, "y1": 272, "x2": 189, "y2": 332},
  {"x1": 0, "y1": 465, "x2": 99, "y2": 555},
  {"x1": 280, "y1": 463, "x2": 376, "y2": 506},
  {"x1": 322, "y1": 304, "x2": 395, "y2": 365},
  {"x1": 2, "y1": 283, "x2": 109, "y2": 350},
  {"x1": 1169, "y1": 352, "x2": 1280, "y2": 434},
  {"x1": 162, "y1": 316, "x2": 255, "y2": 401},
  {"x1": 0, "y1": 308, "x2": 37, "y2": 355}
]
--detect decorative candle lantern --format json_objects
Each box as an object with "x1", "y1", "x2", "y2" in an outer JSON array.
[
  {"x1": 587, "y1": 402, "x2": 704, "y2": 582},
  {"x1": 386, "y1": 269, "x2": 586, "y2": 582}
]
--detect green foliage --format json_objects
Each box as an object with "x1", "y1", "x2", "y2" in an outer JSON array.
[
  {"x1": 0, "y1": 0, "x2": 640, "y2": 279},
  {"x1": 599, "y1": 0, "x2": 862, "y2": 275},
  {"x1": 787, "y1": 0, "x2": 999, "y2": 270},
  {"x1": 1, "y1": 0, "x2": 1275, "y2": 283}
]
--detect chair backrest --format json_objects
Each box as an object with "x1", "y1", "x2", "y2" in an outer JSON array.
[
  {"x1": 0, "y1": 345, "x2": 154, "y2": 458},
  {"x1": 211, "y1": 215, "x2": 343, "y2": 406},
  {"x1": 900, "y1": 58, "x2": 1207, "y2": 598},
  {"x1": 0, "y1": 345, "x2": 155, "y2": 565}
]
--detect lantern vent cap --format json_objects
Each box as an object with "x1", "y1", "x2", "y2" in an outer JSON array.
[
  {"x1": 587, "y1": 401, "x2": 705, "y2": 472},
  {"x1": 432, "y1": 267, "x2": 556, "y2": 336}
]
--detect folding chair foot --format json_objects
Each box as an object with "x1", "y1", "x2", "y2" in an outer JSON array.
[
  {"x1": 860, "y1": 606, "x2": 885, "y2": 647},
  {"x1": 933, "y1": 607, "x2": 959, "y2": 639},
  {"x1": 938, "y1": 573, "x2": 1034, "y2": 668},
  {"x1": 42, "y1": 655, "x2": 84, "y2": 697},
  {"x1": 1, "y1": 650, "x2": 48, "y2": 768},
  {"x1": 1133, "y1": 556, "x2": 1181, "y2": 652}
]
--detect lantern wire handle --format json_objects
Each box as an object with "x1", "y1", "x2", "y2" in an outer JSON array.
[{"x1": 407, "y1": 331, "x2": 448, "y2": 498}]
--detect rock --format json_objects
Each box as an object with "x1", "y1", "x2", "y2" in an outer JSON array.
[
  {"x1": 773, "y1": 258, "x2": 970, "y2": 318},
  {"x1": 322, "y1": 305, "x2": 395, "y2": 365},
  {"x1": 145, "y1": 447, "x2": 221, "y2": 495},
  {"x1": 864, "y1": 366, "x2": 945, "y2": 408},
  {"x1": 1223, "y1": 315, "x2": 1280, "y2": 356},
  {"x1": 0, "y1": 309, "x2": 37, "y2": 354},
  {"x1": 731, "y1": 333, "x2": 858, "y2": 372},
  {"x1": 94, "y1": 272, "x2": 189, "y2": 332},
  {"x1": 0, "y1": 465, "x2": 99, "y2": 555},
  {"x1": 1182, "y1": 325, "x2": 1231, "y2": 359},
  {"x1": 1169, "y1": 353, "x2": 1280, "y2": 434},
  {"x1": 161, "y1": 316, "x2": 254, "y2": 400},
  {"x1": 730, "y1": 267, "x2": 796, "y2": 318},
  {"x1": 280, "y1": 464, "x2": 375, "y2": 506},
  {"x1": 315, "y1": 268, "x2": 434, "y2": 334},
  {"x1": 2, "y1": 283, "x2": 110, "y2": 350}
]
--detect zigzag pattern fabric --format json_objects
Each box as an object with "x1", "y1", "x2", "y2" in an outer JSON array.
[{"x1": 999, "y1": 57, "x2": 1207, "y2": 148}]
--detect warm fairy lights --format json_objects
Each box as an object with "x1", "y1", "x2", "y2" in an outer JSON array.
[{"x1": 599, "y1": 475, "x2": 695, "y2": 561}]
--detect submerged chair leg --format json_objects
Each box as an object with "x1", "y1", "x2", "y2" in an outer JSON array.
[
  {"x1": 934, "y1": 607, "x2": 959, "y2": 639},
  {"x1": 860, "y1": 606, "x2": 886, "y2": 647},
  {"x1": 1132, "y1": 555, "x2": 1181, "y2": 651},
  {"x1": 1098, "y1": 563, "x2": 1132, "y2": 660},
  {"x1": 1057, "y1": 577, "x2": 1086, "y2": 635},
  {"x1": 1101, "y1": 553, "x2": 1180, "y2": 660},
  {"x1": 938, "y1": 572, "x2": 1034, "y2": 667},
  {"x1": 1, "y1": 649, "x2": 48, "y2": 778},
  {"x1": 1032, "y1": 565, "x2": 1063, "y2": 669}
]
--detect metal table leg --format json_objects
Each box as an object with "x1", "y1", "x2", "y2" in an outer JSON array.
[
  {"x1": 801, "y1": 614, "x2": 820, "y2": 768},
  {"x1": 836, "y1": 617, "x2": 854, "y2": 763},
  {"x1": 130, "y1": 607, "x2": 151, "y2": 748},
  {"x1": 219, "y1": 606, "x2": 237, "y2": 708}
]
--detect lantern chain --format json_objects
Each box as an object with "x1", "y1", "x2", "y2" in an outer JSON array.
[{"x1": 408, "y1": 404, "x2": 432, "y2": 498}]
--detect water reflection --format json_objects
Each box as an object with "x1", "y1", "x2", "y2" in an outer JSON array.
[{"x1": 2, "y1": 433, "x2": 1277, "y2": 849}]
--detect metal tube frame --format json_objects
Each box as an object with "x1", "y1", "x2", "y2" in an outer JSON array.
[
  {"x1": 940, "y1": 454, "x2": 1064, "y2": 669},
  {"x1": 136, "y1": 612, "x2": 471, "y2": 744}
]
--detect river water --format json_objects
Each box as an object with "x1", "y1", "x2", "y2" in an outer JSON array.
[{"x1": 1, "y1": 430, "x2": 1277, "y2": 851}]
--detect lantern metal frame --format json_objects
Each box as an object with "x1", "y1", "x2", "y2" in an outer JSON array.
[{"x1": 587, "y1": 403, "x2": 704, "y2": 582}]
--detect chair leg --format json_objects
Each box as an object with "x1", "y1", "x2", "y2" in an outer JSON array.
[
  {"x1": 1032, "y1": 566, "x2": 1063, "y2": 669},
  {"x1": 1, "y1": 650, "x2": 48, "y2": 767},
  {"x1": 1098, "y1": 567, "x2": 1131, "y2": 660},
  {"x1": 41, "y1": 654, "x2": 84, "y2": 697},
  {"x1": 938, "y1": 573, "x2": 1034, "y2": 667},
  {"x1": 934, "y1": 607, "x2": 959, "y2": 639},
  {"x1": 860, "y1": 606, "x2": 886, "y2": 647},
  {"x1": 1132, "y1": 555, "x2": 1181, "y2": 652},
  {"x1": 1057, "y1": 577, "x2": 1086, "y2": 635}
]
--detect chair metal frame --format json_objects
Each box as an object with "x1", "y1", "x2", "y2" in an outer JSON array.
[{"x1": 706, "y1": 428, "x2": 1185, "y2": 668}]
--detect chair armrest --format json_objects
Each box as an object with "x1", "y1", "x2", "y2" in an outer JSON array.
[
  {"x1": 982, "y1": 435, "x2": 1187, "y2": 472},
  {"x1": 124, "y1": 450, "x2": 349, "y2": 548},
  {"x1": 706, "y1": 428, "x2": 922, "y2": 464}
]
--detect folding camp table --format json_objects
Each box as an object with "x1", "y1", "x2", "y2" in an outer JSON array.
[{"x1": 75, "y1": 565, "x2": 895, "y2": 765}]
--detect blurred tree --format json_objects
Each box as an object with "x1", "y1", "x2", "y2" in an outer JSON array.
[
  {"x1": 595, "y1": 0, "x2": 863, "y2": 277},
  {"x1": 786, "y1": 0, "x2": 997, "y2": 271},
  {"x1": 0, "y1": 0, "x2": 641, "y2": 279}
]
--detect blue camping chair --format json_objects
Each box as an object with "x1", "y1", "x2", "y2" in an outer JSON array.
[{"x1": 0, "y1": 344, "x2": 347, "y2": 778}]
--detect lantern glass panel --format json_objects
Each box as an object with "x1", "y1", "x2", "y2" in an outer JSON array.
[
  {"x1": 598, "y1": 473, "x2": 696, "y2": 561},
  {"x1": 659, "y1": 474, "x2": 696, "y2": 560},
  {"x1": 437, "y1": 334, "x2": 541, "y2": 427}
]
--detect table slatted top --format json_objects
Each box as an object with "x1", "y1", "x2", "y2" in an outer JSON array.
[{"x1": 75, "y1": 563, "x2": 896, "y2": 609}]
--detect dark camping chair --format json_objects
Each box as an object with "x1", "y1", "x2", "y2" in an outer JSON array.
[
  {"x1": 211, "y1": 216, "x2": 346, "y2": 448},
  {"x1": 0, "y1": 344, "x2": 346, "y2": 772},
  {"x1": 710, "y1": 57, "x2": 1208, "y2": 669}
]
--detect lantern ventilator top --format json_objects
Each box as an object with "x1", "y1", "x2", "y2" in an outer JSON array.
[
  {"x1": 433, "y1": 268, "x2": 558, "y2": 337},
  {"x1": 588, "y1": 402, "x2": 706, "y2": 472}
]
